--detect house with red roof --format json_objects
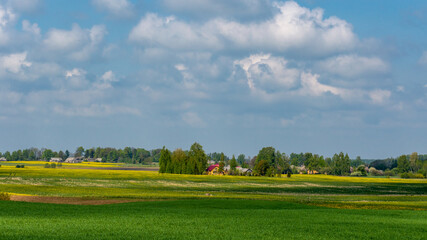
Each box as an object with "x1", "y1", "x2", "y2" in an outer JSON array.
[{"x1": 206, "y1": 164, "x2": 221, "y2": 175}]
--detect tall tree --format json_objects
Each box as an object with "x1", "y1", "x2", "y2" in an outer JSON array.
[
  {"x1": 219, "y1": 153, "x2": 225, "y2": 173},
  {"x1": 397, "y1": 155, "x2": 410, "y2": 173},
  {"x1": 409, "y1": 152, "x2": 420, "y2": 173},
  {"x1": 229, "y1": 155, "x2": 237, "y2": 171},
  {"x1": 171, "y1": 148, "x2": 187, "y2": 174},
  {"x1": 256, "y1": 147, "x2": 276, "y2": 166},
  {"x1": 159, "y1": 147, "x2": 172, "y2": 174},
  {"x1": 75, "y1": 146, "x2": 84, "y2": 157},
  {"x1": 188, "y1": 142, "x2": 207, "y2": 175}
]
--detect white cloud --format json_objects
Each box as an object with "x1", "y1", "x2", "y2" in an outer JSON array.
[
  {"x1": 181, "y1": 112, "x2": 206, "y2": 127},
  {"x1": 92, "y1": 0, "x2": 134, "y2": 18},
  {"x1": 22, "y1": 20, "x2": 40, "y2": 36},
  {"x1": 369, "y1": 89, "x2": 391, "y2": 105},
  {"x1": 318, "y1": 54, "x2": 389, "y2": 78},
  {"x1": 94, "y1": 70, "x2": 118, "y2": 90},
  {"x1": 44, "y1": 24, "x2": 107, "y2": 61},
  {"x1": 0, "y1": 4, "x2": 15, "y2": 45},
  {"x1": 44, "y1": 24, "x2": 88, "y2": 51},
  {"x1": 130, "y1": 1, "x2": 357, "y2": 55},
  {"x1": 65, "y1": 68, "x2": 89, "y2": 89},
  {"x1": 234, "y1": 53, "x2": 391, "y2": 104},
  {"x1": 234, "y1": 53, "x2": 299, "y2": 91},
  {"x1": 0, "y1": 52, "x2": 31, "y2": 74}
]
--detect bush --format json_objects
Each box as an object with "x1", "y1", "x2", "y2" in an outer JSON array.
[
  {"x1": 44, "y1": 163, "x2": 50, "y2": 168},
  {"x1": 15, "y1": 165, "x2": 24, "y2": 168},
  {"x1": 287, "y1": 172, "x2": 292, "y2": 178},
  {"x1": 50, "y1": 163, "x2": 57, "y2": 168},
  {"x1": 384, "y1": 170, "x2": 395, "y2": 177},
  {"x1": 369, "y1": 167, "x2": 384, "y2": 176},
  {"x1": 0, "y1": 192, "x2": 10, "y2": 201},
  {"x1": 350, "y1": 171, "x2": 363, "y2": 176},
  {"x1": 400, "y1": 172, "x2": 424, "y2": 179}
]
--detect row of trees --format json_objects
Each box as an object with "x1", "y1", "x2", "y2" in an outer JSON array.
[
  {"x1": 0, "y1": 147, "x2": 162, "y2": 164},
  {"x1": 159, "y1": 143, "x2": 208, "y2": 175}
]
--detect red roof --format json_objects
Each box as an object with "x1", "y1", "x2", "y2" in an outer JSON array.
[{"x1": 207, "y1": 164, "x2": 219, "y2": 172}]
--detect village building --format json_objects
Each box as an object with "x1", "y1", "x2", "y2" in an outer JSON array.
[
  {"x1": 50, "y1": 158, "x2": 62, "y2": 162},
  {"x1": 207, "y1": 164, "x2": 220, "y2": 175},
  {"x1": 0, "y1": 157, "x2": 7, "y2": 161},
  {"x1": 64, "y1": 157, "x2": 83, "y2": 163}
]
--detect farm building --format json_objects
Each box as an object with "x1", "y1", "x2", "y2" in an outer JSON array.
[
  {"x1": 50, "y1": 158, "x2": 62, "y2": 162},
  {"x1": 64, "y1": 157, "x2": 83, "y2": 163},
  {"x1": 0, "y1": 157, "x2": 7, "y2": 161}
]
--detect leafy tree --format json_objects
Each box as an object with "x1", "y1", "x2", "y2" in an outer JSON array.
[
  {"x1": 171, "y1": 148, "x2": 187, "y2": 174},
  {"x1": 332, "y1": 152, "x2": 351, "y2": 176},
  {"x1": 159, "y1": 147, "x2": 172, "y2": 173},
  {"x1": 256, "y1": 147, "x2": 276, "y2": 166},
  {"x1": 188, "y1": 142, "x2": 207, "y2": 175},
  {"x1": 229, "y1": 155, "x2": 237, "y2": 171},
  {"x1": 65, "y1": 150, "x2": 70, "y2": 159},
  {"x1": 397, "y1": 155, "x2": 410, "y2": 173},
  {"x1": 42, "y1": 149, "x2": 53, "y2": 161},
  {"x1": 219, "y1": 153, "x2": 225, "y2": 174},
  {"x1": 75, "y1": 146, "x2": 84, "y2": 157},
  {"x1": 254, "y1": 160, "x2": 270, "y2": 176},
  {"x1": 409, "y1": 152, "x2": 420, "y2": 173},
  {"x1": 237, "y1": 154, "x2": 246, "y2": 166}
]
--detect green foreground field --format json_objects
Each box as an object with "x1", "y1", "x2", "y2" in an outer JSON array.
[
  {"x1": 0, "y1": 163, "x2": 426, "y2": 239},
  {"x1": 0, "y1": 199, "x2": 426, "y2": 240}
]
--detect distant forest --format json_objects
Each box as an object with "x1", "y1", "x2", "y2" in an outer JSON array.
[{"x1": 1, "y1": 144, "x2": 426, "y2": 178}]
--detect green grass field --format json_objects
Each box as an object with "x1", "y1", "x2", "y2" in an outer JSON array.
[
  {"x1": 0, "y1": 163, "x2": 426, "y2": 239},
  {"x1": 1, "y1": 199, "x2": 426, "y2": 240}
]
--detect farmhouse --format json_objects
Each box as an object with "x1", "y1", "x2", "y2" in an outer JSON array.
[
  {"x1": 207, "y1": 164, "x2": 221, "y2": 175},
  {"x1": 50, "y1": 158, "x2": 62, "y2": 162},
  {"x1": 0, "y1": 157, "x2": 6, "y2": 161},
  {"x1": 64, "y1": 157, "x2": 83, "y2": 163}
]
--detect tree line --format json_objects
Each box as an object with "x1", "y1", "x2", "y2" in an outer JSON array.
[{"x1": 0, "y1": 147, "x2": 162, "y2": 164}]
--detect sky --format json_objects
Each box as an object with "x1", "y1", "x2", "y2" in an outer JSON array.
[{"x1": 0, "y1": 0, "x2": 426, "y2": 159}]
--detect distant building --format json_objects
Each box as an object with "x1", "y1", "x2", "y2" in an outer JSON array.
[
  {"x1": 207, "y1": 164, "x2": 220, "y2": 175},
  {"x1": 0, "y1": 157, "x2": 6, "y2": 161},
  {"x1": 50, "y1": 158, "x2": 62, "y2": 162},
  {"x1": 64, "y1": 157, "x2": 83, "y2": 163}
]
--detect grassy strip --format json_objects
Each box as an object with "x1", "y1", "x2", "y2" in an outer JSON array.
[{"x1": 0, "y1": 199, "x2": 426, "y2": 240}]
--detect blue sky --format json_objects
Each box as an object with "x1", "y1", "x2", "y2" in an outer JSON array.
[{"x1": 0, "y1": 0, "x2": 426, "y2": 159}]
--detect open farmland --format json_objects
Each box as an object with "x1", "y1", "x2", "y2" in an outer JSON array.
[{"x1": 0, "y1": 163, "x2": 426, "y2": 239}]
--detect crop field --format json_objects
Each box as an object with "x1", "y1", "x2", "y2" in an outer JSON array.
[{"x1": 0, "y1": 163, "x2": 426, "y2": 239}]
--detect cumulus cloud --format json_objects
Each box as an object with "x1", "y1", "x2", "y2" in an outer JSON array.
[
  {"x1": 130, "y1": 1, "x2": 357, "y2": 55},
  {"x1": 92, "y1": 0, "x2": 134, "y2": 18},
  {"x1": 22, "y1": 19, "x2": 40, "y2": 36},
  {"x1": 234, "y1": 54, "x2": 299, "y2": 91},
  {"x1": 0, "y1": 52, "x2": 31, "y2": 74},
  {"x1": 94, "y1": 70, "x2": 118, "y2": 90},
  {"x1": 65, "y1": 68, "x2": 89, "y2": 89},
  {"x1": 233, "y1": 53, "x2": 391, "y2": 104},
  {"x1": 318, "y1": 54, "x2": 389, "y2": 78},
  {"x1": 0, "y1": 4, "x2": 15, "y2": 45},
  {"x1": 43, "y1": 24, "x2": 107, "y2": 61}
]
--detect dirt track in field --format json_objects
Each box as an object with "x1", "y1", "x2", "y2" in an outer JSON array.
[{"x1": 10, "y1": 195, "x2": 158, "y2": 205}]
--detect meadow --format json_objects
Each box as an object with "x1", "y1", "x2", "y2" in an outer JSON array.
[{"x1": 0, "y1": 162, "x2": 426, "y2": 239}]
